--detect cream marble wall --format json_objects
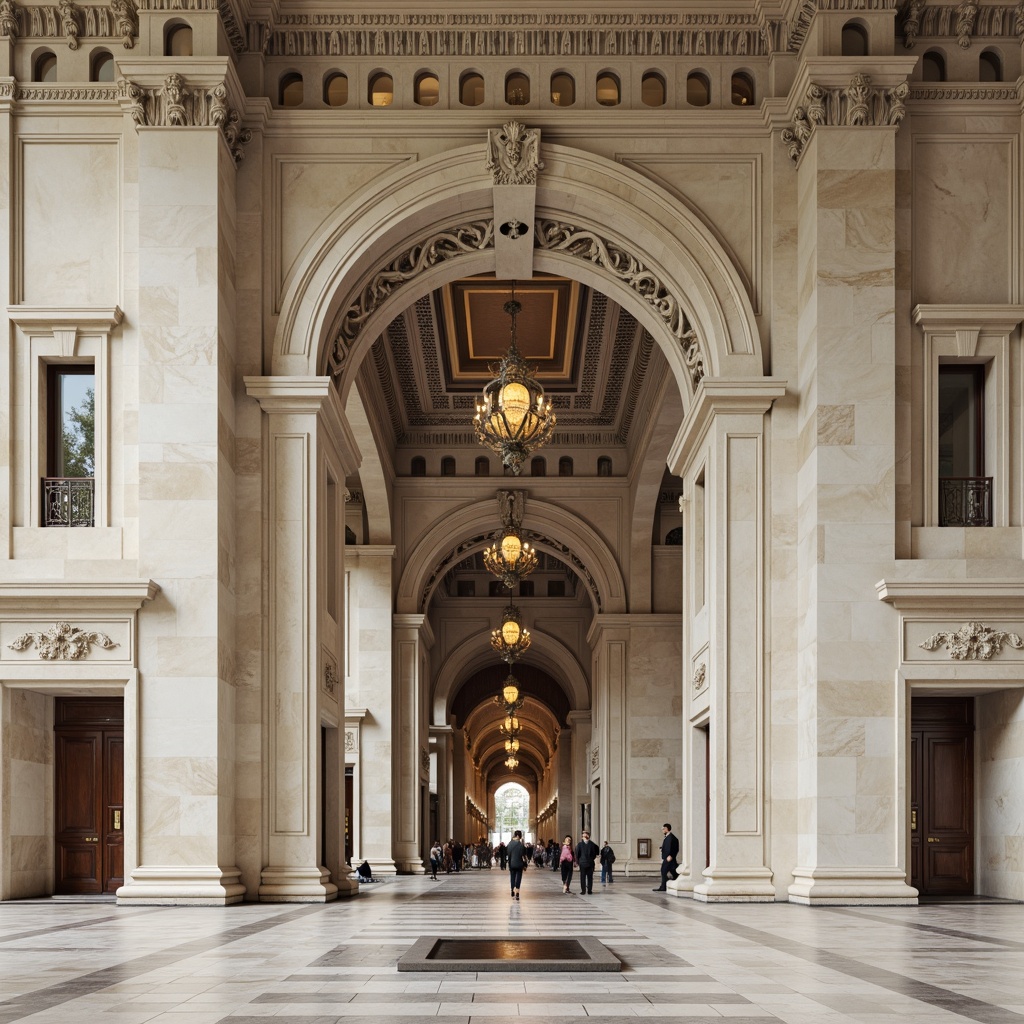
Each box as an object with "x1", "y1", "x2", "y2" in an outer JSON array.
[
  {"x1": 1, "y1": 689, "x2": 52, "y2": 900},
  {"x1": 977, "y1": 689, "x2": 1024, "y2": 901}
]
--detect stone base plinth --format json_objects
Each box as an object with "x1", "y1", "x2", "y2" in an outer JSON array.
[
  {"x1": 788, "y1": 867, "x2": 919, "y2": 905},
  {"x1": 117, "y1": 866, "x2": 246, "y2": 905},
  {"x1": 258, "y1": 864, "x2": 339, "y2": 902},
  {"x1": 693, "y1": 867, "x2": 776, "y2": 903}
]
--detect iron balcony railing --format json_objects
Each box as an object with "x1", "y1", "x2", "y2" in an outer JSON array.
[
  {"x1": 939, "y1": 476, "x2": 992, "y2": 527},
  {"x1": 42, "y1": 477, "x2": 95, "y2": 527}
]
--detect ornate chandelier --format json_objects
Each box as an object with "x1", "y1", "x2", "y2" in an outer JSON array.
[
  {"x1": 490, "y1": 606, "x2": 531, "y2": 663},
  {"x1": 493, "y1": 672, "x2": 525, "y2": 713},
  {"x1": 499, "y1": 713, "x2": 521, "y2": 737},
  {"x1": 504, "y1": 754, "x2": 519, "y2": 770},
  {"x1": 504, "y1": 736, "x2": 520, "y2": 755},
  {"x1": 473, "y1": 291, "x2": 555, "y2": 475},
  {"x1": 483, "y1": 491, "x2": 538, "y2": 589}
]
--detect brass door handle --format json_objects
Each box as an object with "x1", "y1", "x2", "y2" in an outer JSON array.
[
  {"x1": 927, "y1": 837, "x2": 941, "y2": 843},
  {"x1": 85, "y1": 837, "x2": 98, "y2": 843},
  {"x1": 911, "y1": 809, "x2": 917, "y2": 831}
]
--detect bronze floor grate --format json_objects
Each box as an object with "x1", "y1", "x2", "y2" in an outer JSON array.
[{"x1": 398, "y1": 935, "x2": 621, "y2": 972}]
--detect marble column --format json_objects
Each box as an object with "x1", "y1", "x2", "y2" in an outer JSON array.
[
  {"x1": 392, "y1": 614, "x2": 433, "y2": 872},
  {"x1": 118, "y1": 126, "x2": 244, "y2": 905},
  {"x1": 244, "y1": 377, "x2": 359, "y2": 901},
  {"x1": 789, "y1": 119, "x2": 916, "y2": 905},
  {"x1": 346, "y1": 545, "x2": 398, "y2": 875}
]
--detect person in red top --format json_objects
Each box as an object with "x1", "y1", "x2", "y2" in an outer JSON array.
[{"x1": 558, "y1": 834, "x2": 575, "y2": 893}]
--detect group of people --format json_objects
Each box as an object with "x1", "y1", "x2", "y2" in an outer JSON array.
[{"x1": 425, "y1": 822, "x2": 680, "y2": 897}]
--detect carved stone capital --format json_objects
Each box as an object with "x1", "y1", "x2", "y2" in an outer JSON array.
[{"x1": 0, "y1": 0, "x2": 19, "y2": 39}]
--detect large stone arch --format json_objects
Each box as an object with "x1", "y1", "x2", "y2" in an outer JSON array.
[
  {"x1": 397, "y1": 497, "x2": 627, "y2": 616},
  {"x1": 273, "y1": 137, "x2": 763, "y2": 408},
  {"x1": 433, "y1": 628, "x2": 590, "y2": 726}
]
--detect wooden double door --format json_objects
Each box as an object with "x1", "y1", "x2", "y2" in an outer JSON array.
[
  {"x1": 910, "y1": 696, "x2": 974, "y2": 896},
  {"x1": 54, "y1": 698, "x2": 124, "y2": 895}
]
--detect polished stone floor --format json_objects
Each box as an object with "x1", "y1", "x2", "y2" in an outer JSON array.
[{"x1": 0, "y1": 869, "x2": 1022, "y2": 1023}]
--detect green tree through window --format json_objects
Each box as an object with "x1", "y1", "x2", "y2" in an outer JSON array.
[{"x1": 61, "y1": 386, "x2": 95, "y2": 477}]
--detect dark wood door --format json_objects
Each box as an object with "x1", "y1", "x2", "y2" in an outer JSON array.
[
  {"x1": 54, "y1": 698, "x2": 124, "y2": 895},
  {"x1": 911, "y1": 697, "x2": 974, "y2": 896}
]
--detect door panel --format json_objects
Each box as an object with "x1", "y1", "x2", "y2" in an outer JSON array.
[
  {"x1": 911, "y1": 697, "x2": 974, "y2": 896},
  {"x1": 54, "y1": 698, "x2": 124, "y2": 896}
]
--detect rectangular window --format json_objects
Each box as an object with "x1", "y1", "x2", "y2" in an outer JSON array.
[
  {"x1": 938, "y1": 365, "x2": 990, "y2": 526},
  {"x1": 44, "y1": 364, "x2": 95, "y2": 526}
]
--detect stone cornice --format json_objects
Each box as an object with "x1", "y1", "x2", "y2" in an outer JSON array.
[
  {"x1": 7, "y1": 305, "x2": 123, "y2": 331},
  {"x1": 913, "y1": 303, "x2": 1024, "y2": 333},
  {"x1": 0, "y1": 580, "x2": 160, "y2": 612},
  {"x1": 877, "y1": 579, "x2": 1024, "y2": 610}
]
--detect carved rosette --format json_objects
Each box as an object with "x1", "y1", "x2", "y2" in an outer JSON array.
[
  {"x1": 8, "y1": 621, "x2": 119, "y2": 660},
  {"x1": 919, "y1": 621, "x2": 1024, "y2": 660},
  {"x1": 692, "y1": 662, "x2": 707, "y2": 695},
  {"x1": 116, "y1": 75, "x2": 252, "y2": 163},
  {"x1": 782, "y1": 74, "x2": 909, "y2": 162},
  {"x1": 486, "y1": 120, "x2": 543, "y2": 186},
  {"x1": 322, "y1": 660, "x2": 339, "y2": 699}
]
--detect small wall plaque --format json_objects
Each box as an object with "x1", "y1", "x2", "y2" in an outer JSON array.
[{"x1": 637, "y1": 838, "x2": 652, "y2": 859}]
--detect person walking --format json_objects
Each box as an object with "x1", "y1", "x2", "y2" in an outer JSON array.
[
  {"x1": 506, "y1": 829, "x2": 527, "y2": 901},
  {"x1": 653, "y1": 823, "x2": 679, "y2": 891},
  {"x1": 429, "y1": 840, "x2": 442, "y2": 880},
  {"x1": 574, "y1": 830, "x2": 600, "y2": 894},
  {"x1": 558, "y1": 834, "x2": 575, "y2": 893},
  {"x1": 599, "y1": 840, "x2": 616, "y2": 885},
  {"x1": 497, "y1": 841, "x2": 507, "y2": 870}
]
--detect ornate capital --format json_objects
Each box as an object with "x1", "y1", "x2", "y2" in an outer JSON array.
[
  {"x1": 109, "y1": 0, "x2": 137, "y2": 48},
  {"x1": 8, "y1": 621, "x2": 118, "y2": 660},
  {"x1": 919, "y1": 621, "x2": 1024, "y2": 660},
  {"x1": 782, "y1": 74, "x2": 909, "y2": 162},
  {"x1": 0, "y1": 0, "x2": 19, "y2": 39}
]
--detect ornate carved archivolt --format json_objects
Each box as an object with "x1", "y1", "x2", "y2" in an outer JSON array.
[
  {"x1": 782, "y1": 74, "x2": 909, "y2": 162},
  {"x1": 8, "y1": 621, "x2": 119, "y2": 660},
  {"x1": 919, "y1": 621, "x2": 1024, "y2": 660}
]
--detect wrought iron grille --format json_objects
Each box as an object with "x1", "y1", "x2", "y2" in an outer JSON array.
[
  {"x1": 42, "y1": 477, "x2": 95, "y2": 527},
  {"x1": 939, "y1": 476, "x2": 992, "y2": 527}
]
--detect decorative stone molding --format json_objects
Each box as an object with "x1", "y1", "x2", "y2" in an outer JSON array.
[
  {"x1": 420, "y1": 746, "x2": 430, "y2": 774},
  {"x1": 263, "y1": 12, "x2": 767, "y2": 59},
  {"x1": 910, "y1": 84, "x2": 1020, "y2": 101},
  {"x1": 117, "y1": 75, "x2": 251, "y2": 162},
  {"x1": 15, "y1": 83, "x2": 120, "y2": 101},
  {"x1": 590, "y1": 744, "x2": 599, "y2": 772},
  {"x1": 486, "y1": 121, "x2": 543, "y2": 186},
  {"x1": 535, "y1": 219, "x2": 705, "y2": 389},
  {"x1": 919, "y1": 621, "x2": 1024, "y2": 660},
  {"x1": 5, "y1": 1, "x2": 145, "y2": 43},
  {"x1": 899, "y1": 1, "x2": 1022, "y2": 44},
  {"x1": 344, "y1": 729, "x2": 356, "y2": 752},
  {"x1": 7, "y1": 621, "x2": 118, "y2": 660},
  {"x1": 692, "y1": 662, "x2": 707, "y2": 695},
  {"x1": 787, "y1": 0, "x2": 898, "y2": 52},
  {"x1": 782, "y1": 74, "x2": 909, "y2": 162}
]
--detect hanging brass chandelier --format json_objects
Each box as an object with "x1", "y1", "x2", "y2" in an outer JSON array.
[
  {"x1": 499, "y1": 713, "x2": 521, "y2": 738},
  {"x1": 504, "y1": 754, "x2": 519, "y2": 770},
  {"x1": 490, "y1": 605, "x2": 531, "y2": 663},
  {"x1": 504, "y1": 736, "x2": 520, "y2": 755},
  {"x1": 473, "y1": 289, "x2": 555, "y2": 475},
  {"x1": 493, "y1": 672, "x2": 526, "y2": 714},
  {"x1": 483, "y1": 491, "x2": 538, "y2": 589}
]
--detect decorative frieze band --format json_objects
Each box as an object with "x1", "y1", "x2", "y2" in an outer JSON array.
[
  {"x1": 782, "y1": 73, "x2": 909, "y2": 162},
  {"x1": 919, "y1": 621, "x2": 1024, "y2": 660},
  {"x1": 117, "y1": 74, "x2": 251, "y2": 162},
  {"x1": 901, "y1": 1, "x2": 1024, "y2": 48},
  {"x1": 7, "y1": 621, "x2": 118, "y2": 659},
  {"x1": 0, "y1": 0, "x2": 136, "y2": 47}
]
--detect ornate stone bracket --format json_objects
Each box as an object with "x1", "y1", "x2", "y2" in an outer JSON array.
[
  {"x1": 58, "y1": 0, "x2": 79, "y2": 48},
  {"x1": 109, "y1": 0, "x2": 137, "y2": 48},
  {"x1": 8, "y1": 621, "x2": 118, "y2": 659},
  {"x1": 782, "y1": 74, "x2": 909, "y2": 162},
  {"x1": 0, "y1": 0, "x2": 18, "y2": 38},
  {"x1": 486, "y1": 120, "x2": 543, "y2": 186},
  {"x1": 919, "y1": 621, "x2": 1024, "y2": 660},
  {"x1": 117, "y1": 75, "x2": 252, "y2": 163}
]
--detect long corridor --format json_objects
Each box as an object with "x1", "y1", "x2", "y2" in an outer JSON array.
[{"x1": 0, "y1": 869, "x2": 1022, "y2": 1024}]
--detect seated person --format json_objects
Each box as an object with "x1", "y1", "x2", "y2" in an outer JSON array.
[{"x1": 356, "y1": 860, "x2": 372, "y2": 881}]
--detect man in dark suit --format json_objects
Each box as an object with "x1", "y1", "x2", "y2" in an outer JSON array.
[
  {"x1": 574, "y1": 830, "x2": 600, "y2": 894},
  {"x1": 653, "y1": 823, "x2": 679, "y2": 891}
]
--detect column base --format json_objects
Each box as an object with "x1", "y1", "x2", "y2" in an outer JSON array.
[
  {"x1": 395, "y1": 859, "x2": 426, "y2": 874},
  {"x1": 258, "y1": 864, "x2": 339, "y2": 902},
  {"x1": 693, "y1": 866, "x2": 776, "y2": 903},
  {"x1": 364, "y1": 858, "x2": 398, "y2": 876},
  {"x1": 788, "y1": 867, "x2": 919, "y2": 906},
  {"x1": 117, "y1": 866, "x2": 246, "y2": 905}
]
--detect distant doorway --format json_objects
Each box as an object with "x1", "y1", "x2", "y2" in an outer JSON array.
[
  {"x1": 910, "y1": 696, "x2": 974, "y2": 896},
  {"x1": 54, "y1": 697, "x2": 124, "y2": 894}
]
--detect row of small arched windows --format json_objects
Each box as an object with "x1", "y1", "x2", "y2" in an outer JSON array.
[
  {"x1": 410, "y1": 455, "x2": 613, "y2": 477},
  {"x1": 921, "y1": 48, "x2": 1004, "y2": 82},
  {"x1": 32, "y1": 26, "x2": 193, "y2": 81},
  {"x1": 279, "y1": 69, "x2": 757, "y2": 109}
]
